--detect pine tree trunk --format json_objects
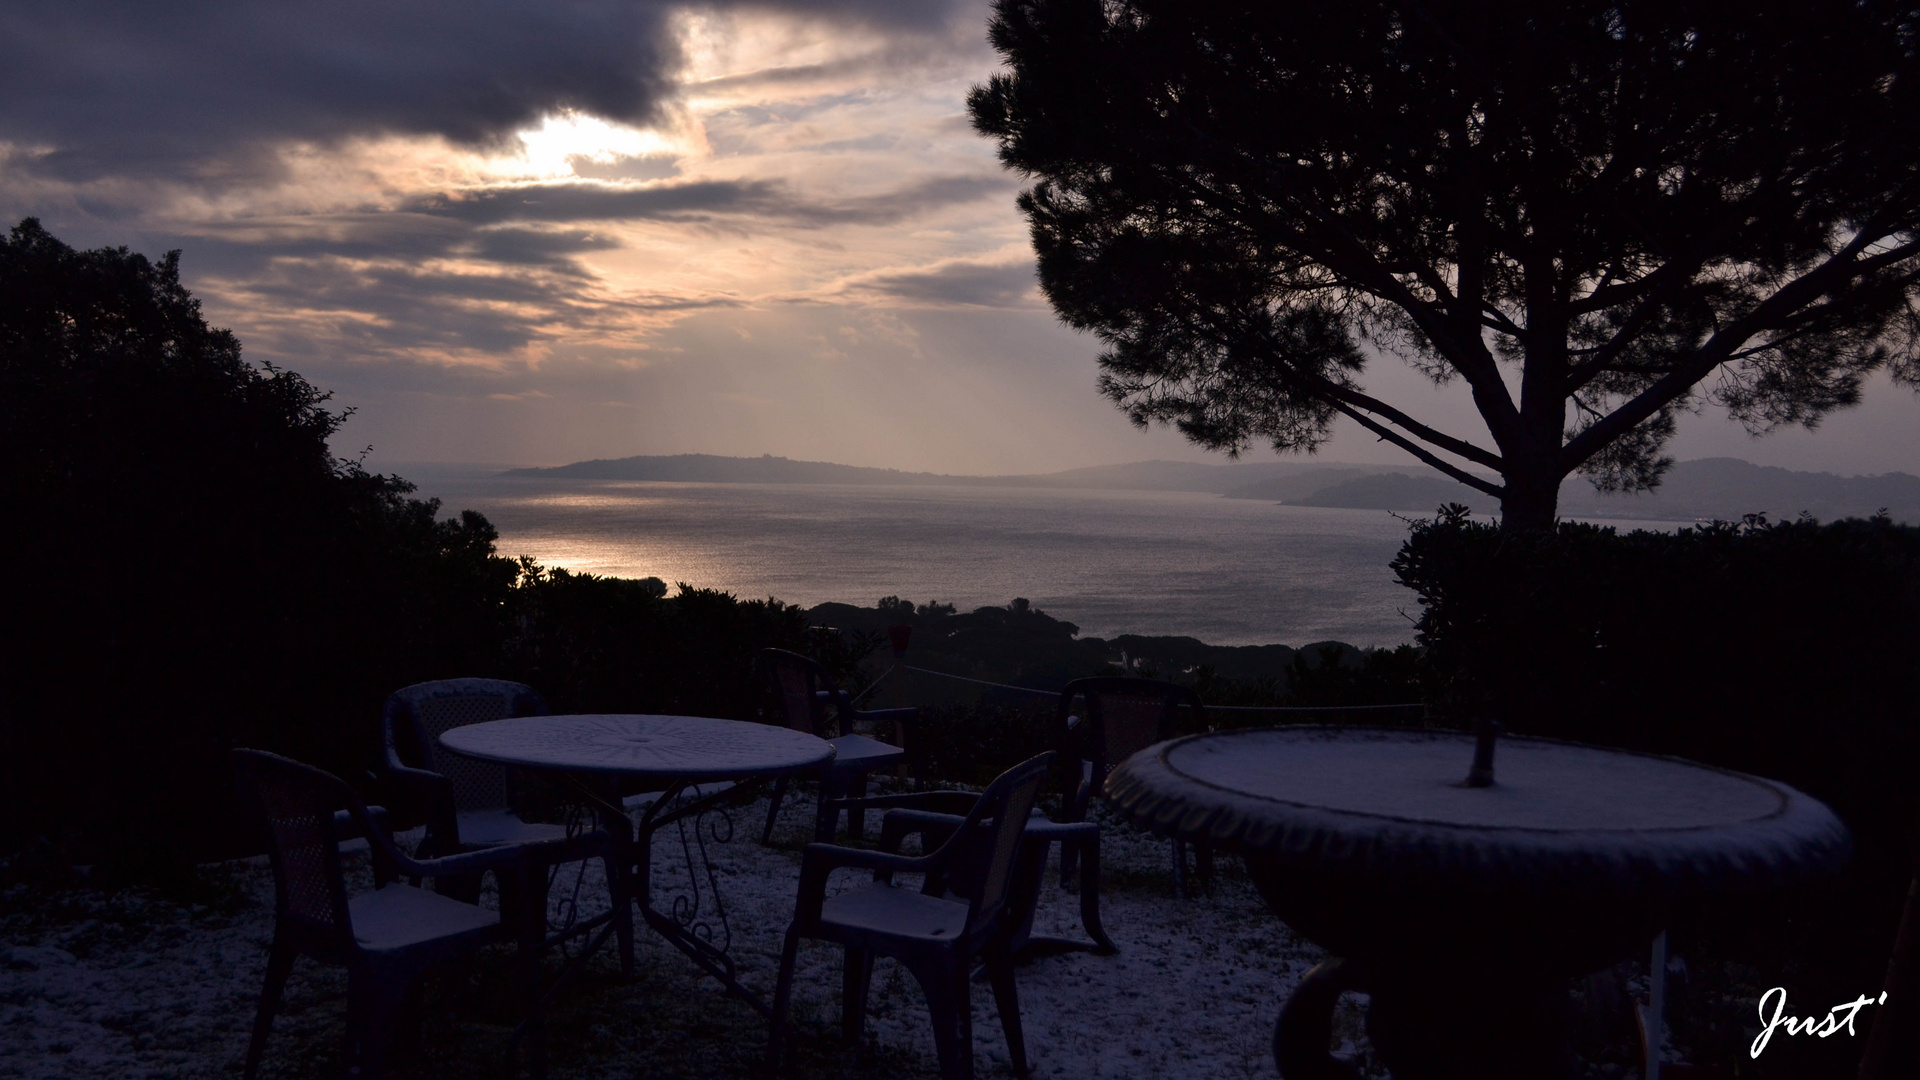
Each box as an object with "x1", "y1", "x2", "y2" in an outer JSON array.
[{"x1": 1498, "y1": 472, "x2": 1561, "y2": 532}]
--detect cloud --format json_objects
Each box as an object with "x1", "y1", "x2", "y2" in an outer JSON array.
[
  {"x1": 401, "y1": 171, "x2": 1006, "y2": 226},
  {"x1": 200, "y1": 241, "x2": 741, "y2": 365},
  {"x1": 404, "y1": 180, "x2": 784, "y2": 225},
  {"x1": 837, "y1": 254, "x2": 1041, "y2": 308},
  {"x1": 0, "y1": 1, "x2": 992, "y2": 188},
  {"x1": 470, "y1": 227, "x2": 622, "y2": 271},
  {"x1": 403, "y1": 174, "x2": 1013, "y2": 227},
  {"x1": 0, "y1": 2, "x2": 688, "y2": 186}
]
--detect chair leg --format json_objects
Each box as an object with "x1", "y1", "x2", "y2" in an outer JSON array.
[
  {"x1": 814, "y1": 773, "x2": 845, "y2": 843},
  {"x1": 1075, "y1": 837, "x2": 1118, "y2": 955},
  {"x1": 244, "y1": 935, "x2": 297, "y2": 1080},
  {"x1": 841, "y1": 947, "x2": 874, "y2": 1044},
  {"x1": 767, "y1": 928, "x2": 804, "y2": 1079},
  {"x1": 1059, "y1": 837, "x2": 1080, "y2": 892},
  {"x1": 346, "y1": 970, "x2": 412, "y2": 1080},
  {"x1": 762, "y1": 777, "x2": 791, "y2": 845},
  {"x1": 905, "y1": 952, "x2": 974, "y2": 1080},
  {"x1": 984, "y1": 942, "x2": 1032, "y2": 1080},
  {"x1": 843, "y1": 776, "x2": 869, "y2": 844}
]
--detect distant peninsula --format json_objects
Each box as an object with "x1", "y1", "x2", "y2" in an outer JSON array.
[
  {"x1": 502, "y1": 452, "x2": 1391, "y2": 492},
  {"x1": 501, "y1": 453, "x2": 1920, "y2": 524}
]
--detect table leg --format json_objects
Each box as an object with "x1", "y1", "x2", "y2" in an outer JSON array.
[
  {"x1": 633, "y1": 779, "x2": 775, "y2": 1017},
  {"x1": 1362, "y1": 966, "x2": 1578, "y2": 1080},
  {"x1": 1272, "y1": 958, "x2": 1364, "y2": 1080}
]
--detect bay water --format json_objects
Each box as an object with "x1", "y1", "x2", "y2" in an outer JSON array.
[{"x1": 405, "y1": 466, "x2": 1429, "y2": 648}]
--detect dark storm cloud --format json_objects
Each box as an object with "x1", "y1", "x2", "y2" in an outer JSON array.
[
  {"x1": 405, "y1": 180, "x2": 785, "y2": 225},
  {"x1": 173, "y1": 217, "x2": 620, "y2": 281},
  {"x1": 470, "y1": 228, "x2": 623, "y2": 271},
  {"x1": 0, "y1": 1, "x2": 985, "y2": 186},
  {"x1": 224, "y1": 248, "x2": 739, "y2": 358},
  {"x1": 405, "y1": 174, "x2": 1012, "y2": 227},
  {"x1": 735, "y1": 0, "x2": 981, "y2": 33},
  {"x1": 0, "y1": 2, "x2": 686, "y2": 184},
  {"x1": 859, "y1": 258, "x2": 1038, "y2": 307}
]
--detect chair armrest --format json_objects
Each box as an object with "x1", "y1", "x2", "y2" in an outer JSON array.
[
  {"x1": 1021, "y1": 817, "x2": 1099, "y2": 841},
  {"x1": 877, "y1": 808, "x2": 967, "y2": 857},
  {"x1": 791, "y1": 839, "x2": 940, "y2": 926},
  {"x1": 400, "y1": 843, "x2": 533, "y2": 883},
  {"x1": 799, "y1": 840, "x2": 936, "y2": 877},
  {"x1": 343, "y1": 793, "x2": 527, "y2": 887},
  {"x1": 382, "y1": 764, "x2": 461, "y2": 852},
  {"x1": 843, "y1": 790, "x2": 982, "y2": 817}
]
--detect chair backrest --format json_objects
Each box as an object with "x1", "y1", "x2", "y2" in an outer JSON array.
[
  {"x1": 383, "y1": 678, "x2": 547, "y2": 814},
  {"x1": 757, "y1": 649, "x2": 836, "y2": 738},
  {"x1": 1059, "y1": 677, "x2": 1205, "y2": 796},
  {"x1": 232, "y1": 749, "x2": 359, "y2": 953},
  {"x1": 952, "y1": 753, "x2": 1054, "y2": 939}
]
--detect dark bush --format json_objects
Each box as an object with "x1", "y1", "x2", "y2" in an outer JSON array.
[
  {"x1": 899, "y1": 700, "x2": 1067, "y2": 788},
  {"x1": 0, "y1": 219, "x2": 526, "y2": 865},
  {"x1": 502, "y1": 564, "x2": 866, "y2": 720},
  {"x1": 1392, "y1": 505, "x2": 1920, "y2": 1075},
  {"x1": 1391, "y1": 506, "x2": 1920, "y2": 831}
]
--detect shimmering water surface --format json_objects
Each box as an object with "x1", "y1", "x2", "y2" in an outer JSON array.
[
  {"x1": 407, "y1": 467, "x2": 1423, "y2": 647},
  {"x1": 406, "y1": 468, "x2": 1680, "y2": 648}
]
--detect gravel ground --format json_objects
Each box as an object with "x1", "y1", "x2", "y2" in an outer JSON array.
[{"x1": 0, "y1": 790, "x2": 1375, "y2": 1079}]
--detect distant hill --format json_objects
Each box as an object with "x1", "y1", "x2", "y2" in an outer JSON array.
[
  {"x1": 502, "y1": 452, "x2": 1920, "y2": 524},
  {"x1": 503, "y1": 453, "x2": 976, "y2": 485},
  {"x1": 1219, "y1": 466, "x2": 1389, "y2": 502},
  {"x1": 1286, "y1": 472, "x2": 1500, "y2": 514},
  {"x1": 1272, "y1": 458, "x2": 1920, "y2": 523},
  {"x1": 504, "y1": 453, "x2": 1398, "y2": 493},
  {"x1": 1565, "y1": 458, "x2": 1920, "y2": 523}
]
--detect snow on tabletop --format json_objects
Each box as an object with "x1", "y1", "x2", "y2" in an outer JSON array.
[
  {"x1": 0, "y1": 792, "x2": 1363, "y2": 1080},
  {"x1": 1165, "y1": 728, "x2": 1785, "y2": 831}
]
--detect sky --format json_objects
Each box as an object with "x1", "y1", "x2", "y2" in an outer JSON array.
[{"x1": 6, "y1": 0, "x2": 1920, "y2": 479}]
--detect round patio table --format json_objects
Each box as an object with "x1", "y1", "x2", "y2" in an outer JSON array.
[
  {"x1": 1105, "y1": 726, "x2": 1850, "y2": 1080},
  {"x1": 440, "y1": 714, "x2": 834, "y2": 1015}
]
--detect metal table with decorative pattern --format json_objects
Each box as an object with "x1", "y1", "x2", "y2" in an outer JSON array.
[
  {"x1": 439, "y1": 713, "x2": 835, "y2": 1016},
  {"x1": 1104, "y1": 725, "x2": 1850, "y2": 1080}
]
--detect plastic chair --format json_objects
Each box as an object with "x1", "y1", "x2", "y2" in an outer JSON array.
[
  {"x1": 756, "y1": 649, "x2": 918, "y2": 843},
  {"x1": 234, "y1": 748, "x2": 540, "y2": 1080},
  {"x1": 1056, "y1": 677, "x2": 1212, "y2": 897},
  {"x1": 381, "y1": 678, "x2": 631, "y2": 975},
  {"x1": 767, "y1": 753, "x2": 1054, "y2": 1080},
  {"x1": 844, "y1": 784, "x2": 1117, "y2": 961}
]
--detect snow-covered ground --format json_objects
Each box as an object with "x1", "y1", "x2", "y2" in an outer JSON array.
[{"x1": 0, "y1": 792, "x2": 1374, "y2": 1079}]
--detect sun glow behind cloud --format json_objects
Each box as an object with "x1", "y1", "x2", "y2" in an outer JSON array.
[{"x1": 495, "y1": 113, "x2": 688, "y2": 181}]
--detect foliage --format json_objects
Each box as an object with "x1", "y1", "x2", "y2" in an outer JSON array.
[
  {"x1": 1391, "y1": 506, "x2": 1920, "y2": 1072},
  {"x1": 815, "y1": 596, "x2": 1371, "y2": 704},
  {"x1": 1392, "y1": 506, "x2": 1920, "y2": 791},
  {"x1": 501, "y1": 563, "x2": 864, "y2": 721},
  {"x1": 971, "y1": 1, "x2": 1920, "y2": 527},
  {"x1": 0, "y1": 219, "x2": 529, "y2": 863},
  {"x1": 900, "y1": 701, "x2": 1068, "y2": 789}
]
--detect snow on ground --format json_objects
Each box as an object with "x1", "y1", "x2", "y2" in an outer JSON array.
[{"x1": 0, "y1": 791, "x2": 1374, "y2": 1079}]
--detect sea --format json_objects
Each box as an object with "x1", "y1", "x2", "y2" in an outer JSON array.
[{"x1": 398, "y1": 465, "x2": 1682, "y2": 650}]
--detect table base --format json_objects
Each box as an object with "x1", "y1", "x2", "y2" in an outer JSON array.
[
  {"x1": 1275, "y1": 957, "x2": 1579, "y2": 1080},
  {"x1": 632, "y1": 779, "x2": 775, "y2": 1017}
]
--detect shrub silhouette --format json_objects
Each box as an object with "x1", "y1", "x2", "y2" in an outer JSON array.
[{"x1": 0, "y1": 220, "x2": 517, "y2": 863}]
